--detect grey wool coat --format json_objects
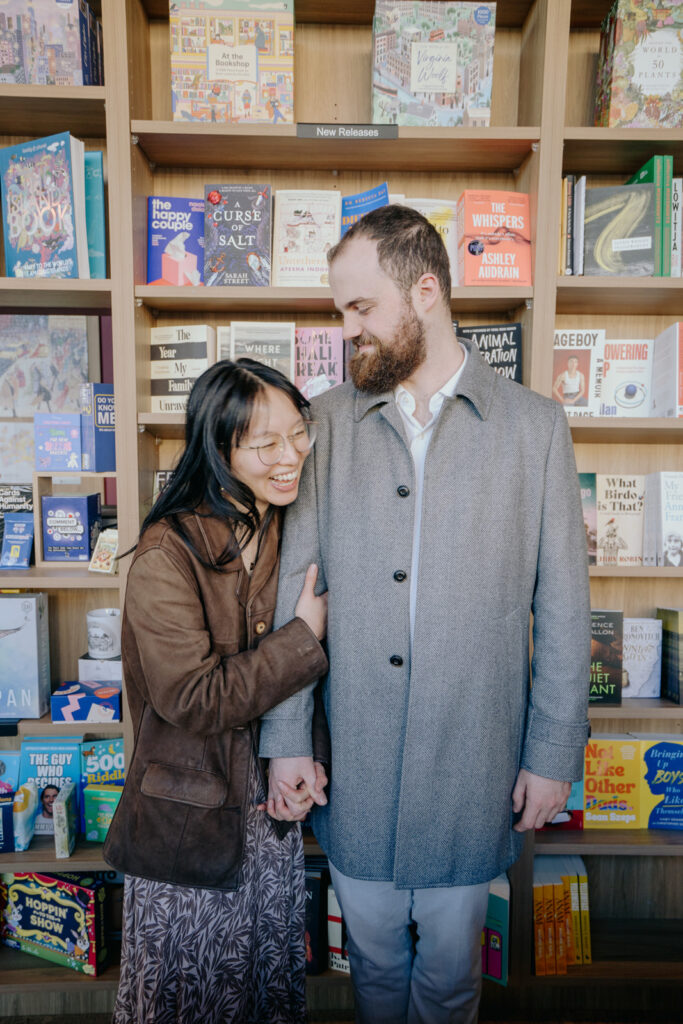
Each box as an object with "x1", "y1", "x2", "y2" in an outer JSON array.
[{"x1": 260, "y1": 338, "x2": 591, "y2": 888}]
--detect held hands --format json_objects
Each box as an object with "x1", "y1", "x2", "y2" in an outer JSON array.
[
  {"x1": 511, "y1": 768, "x2": 571, "y2": 832},
  {"x1": 294, "y1": 564, "x2": 328, "y2": 641},
  {"x1": 265, "y1": 756, "x2": 328, "y2": 821}
]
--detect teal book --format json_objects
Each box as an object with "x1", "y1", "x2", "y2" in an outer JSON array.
[{"x1": 84, "y1": 151, "x2": 106, "y2": 278}]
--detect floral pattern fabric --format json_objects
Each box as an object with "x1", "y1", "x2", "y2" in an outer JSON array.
[{"x1": 112, "y1": 763, "x2": 306, "y2": 1024}]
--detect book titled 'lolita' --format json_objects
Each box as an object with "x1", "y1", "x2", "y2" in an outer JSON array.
[{"x1": 204, "y1": 184, "x2": 271, "y2": 286}]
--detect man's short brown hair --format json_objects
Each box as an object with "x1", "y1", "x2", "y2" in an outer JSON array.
[{"x1": 328, "y1": 204, "x2": 451, "y2": 304}]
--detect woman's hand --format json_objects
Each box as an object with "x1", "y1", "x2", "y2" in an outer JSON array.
[
  {"x1": 261, "y1": 759, "x2": 329, "y2": 821},
  {"x1": 294, "y1": 563, "x2": 328, "y2": 640}
]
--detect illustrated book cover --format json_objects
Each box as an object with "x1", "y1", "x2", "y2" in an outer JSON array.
[
  {"x1": 456, "y1": 190, "x2": 531, "y2": 286},
  {"x1": 583, "y1": 184, "x2": 655, "y2": 277},
  {"x1": 271, "y1": 190, "x2": 341, "y2": 287},
  {"x1": 204, "y1": 184, "x2": 271, "y2": 286},
  {"x1": 294, "y1": 327, "x2": 344, "y2": 399},
  {"x1": 147, "y1": 195, "x2": 204, "y2": 286},
  {"x1": 458, "y1": 323, "x2": 522, "y2": 383},
  {"x1": 0, "y1": 594, "x2": 51, "y2": 720},
  {"x1": 590, "y1": 609, "x2": 624, "y2": 705}
]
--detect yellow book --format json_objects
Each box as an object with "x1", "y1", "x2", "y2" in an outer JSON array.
[
  {"x1": 543, "y1": 882, "x2": 556, "y2": 974},
  {"x1": 532, "y1": 875, "x2": 546, "y2": 975},
  {"x1": 584, "y1": 734, "x2": 642, "y2": 829},
  {"x1": 633, "y1": 734, "x2": 683, "y2": 830},
  {"x1": 553, "y1": 879, "x2": 567, "y2": 975},
  {"x1": 559, "y1": 856, "x2": 581, "y2": 965},
  {"x1": 574, "y1": 855, "x2": 592, "y2": 964}
]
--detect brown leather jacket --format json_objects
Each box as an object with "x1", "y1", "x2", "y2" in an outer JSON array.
[{"x1": 103, "y1": 509, "x2": 329, "y2": 890}]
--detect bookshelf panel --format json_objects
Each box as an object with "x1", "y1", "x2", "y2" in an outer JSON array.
[
  {"x1": 534, "y1": 830, "x2": 683, "y2": 856},
  {"x1": 556, "y1": 278, "x2": 683, "y2": 316},
  {"x1": 562, "y1": 129, "x2": 683, "y2": 174},
  {"x1": 0, "y1": 87, "x2": 106, "y2": 138},
  {"x1": 0, "y1": 280, "x2": 112, "y2": 312},
  {"x1": 0, "y1": 835, "x2": 108, "y2": 873},
  {"x1": 570, "y1": 420, "x2": 683, "y2": 445},
  {"x1": 16, "y1": 714, "x2": 123, "y2": 739},
  {"x1": 589, "y1": 699, "x2": 683, "y2": 722},
  {"x1": 0, "y1": 948, "x2": 120, "y2": 995},
  {"x1": 0, "y1": 568, "x2": 120, "y2": 590}
]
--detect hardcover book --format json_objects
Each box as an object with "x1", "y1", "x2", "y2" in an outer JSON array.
[
  {"x1": 220, "y1": 322, "x2": 295, "y2": 380},
  {"x1": 0, "y1": 594, "x2": 51, "y2": 720},
  {"x1": 552, "y1": 328, "x2": 606, "y2": 416},
  {"x1": 0, "y1": 314, "x2": 92, "y2": 418},
  {"x1": 341, "y1": 183, "x2": 389, "y2": 237},
  {"x1": 598, "y1": 338, "x2": 653, "y2": 417},
  {"x1": 80, "y1": 383, "x2": 115, "y2": 472},
  {"x1": 637, "y1": 735, "x2": 683, "y2": 830},
  {"x1": 371, "y1": 1, "x2": 496, "y2": 128},
  {"x1": 405, "y1": 197, "x2": 458, "y2": 282},
  {"x1": 84, "y1": 151, "x2": 106, "y2": 279},
  {"x1": 672, "y1": 177, "x2": 682, "y2": 277},
  {"x1": 650, "y1": 321, "x2": 683, "y2": 418},
  {"x1": 657, "y1": 607, "x2": 682, "y2": 705},
  {"x1": 456, "y1": 190, "x2": 531, "y2": 286},
  {"x1": 204, "y1": 184, "x2": 271, "y2": 286},
  {"x1": 19, "y1": 737, "x2": 82, "y2": 834},
  {"x1": 622, "y1": 618, "x2": 662, "y2": 699},
  {"x1": 643, "y1": 471, "x2": 683, "y2": 568},
  {"x1": 590, "y1": 609, "x2": 623, "y2": 705},
  {"x1": 170, "y1": 1, "x2": 295, "y2": 125},
  {"x1": 596, "y1": 474, "x2": 644, "y2": 567},
  {"x1": 578, "y1": 472, "x2": 597, "y2": 566},
  {"x1": 0, "y1": 0, "x2": 94, "y2": 85},
  {"x1": 271, "y1": 190, "x2": 341, "y2": 287},
  {"x1": 583, "y1": 184, "x2": 655, "y2": 277},
  {"x1": 294, "y1": 327, "x2": 344, "y2": 399},
  {"x1": 625, "y1": 154, "x2": 671, "y2": 276},
  {"x1": 584, "y1": 734, "x2": 640, "y2": 828},
  {"x1": 458, "y1": 323, "x2": 522, "y2": 383},
  {"x1": 147, "y1": 196, "x2": 204, "y2": 286},
  {"x1": 0, "y1": 132, "x2": 89, "y2": 279},
  {"x1": 150, "y1": 324, "x2": 216, "y2": 413}
]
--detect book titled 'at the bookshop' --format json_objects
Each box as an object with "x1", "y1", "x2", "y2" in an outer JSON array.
[
  {"x1": 170, "y1": 1, "x2": 295, "y2": 124},
  {"x1": 204, "y1": 184, "x2": 271, "y2": 286},
  {"x1": 456, "y1": 191, "x2": 531, "y2": 286}
]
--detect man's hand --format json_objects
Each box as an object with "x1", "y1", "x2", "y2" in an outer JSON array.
[
  {"x1": 266, "y1": 756, "x2": 328, "y2": 822},
  {"x1": 511, "y1": 768, "x2": 571, "y2": 832}
]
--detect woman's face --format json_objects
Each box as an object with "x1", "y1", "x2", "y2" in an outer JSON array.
[{"x1": 231, "y1": 385, "x2": 310, "y2": 513}]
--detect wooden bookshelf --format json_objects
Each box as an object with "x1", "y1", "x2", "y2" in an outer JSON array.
[
  {"x1": 0, "y1": 279, "x2": 112, "y2": 311},
  {"x1": 0, "y1": 86, "x2": 106, "y2": 138},
  {"x1": 588, "y1": 566, "x2": 683, "y2": 578},
  {"x1": 534, "y1": 830, "x2": 683, "y2": 857},
  {"x1": 0, "y1": 948, "x2": 120, "y2": 994},
  {"x1": 562, "y1": 128, "x2": 683, "y2": 174},
  {"x1": 0, "y1": 567, "x2": 119, "y2": 589},
  {"x1": 0, "y1": 836, "x2": 109, "y2": 873},
  {"x1": 569, "y1": 419, "x2": 683, "y2": 444},
  {"x1": 16, "y1": 713, "x2": 123, "y2": 738},
  {"x1": 589, "y1": 698, "x2": 683, "y2": 721},
  {"x1": 555, "y1": 277, "x2": 683, "y2": 316}
]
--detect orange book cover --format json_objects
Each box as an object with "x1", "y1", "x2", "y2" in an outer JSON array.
[
  {"x1": 543, "y1": 883, "x2": 556, "y2": 975},
  {"x1": 553, "y1": 880, "x2": 567, "y2": 975},
  {"x1": 456, "y1": 190, "x2": 532, "y2": 286},
  {"x1": 532, "y1": 881, "x2": 546, "y2": 975}
]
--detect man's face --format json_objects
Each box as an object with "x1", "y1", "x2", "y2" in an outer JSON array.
[
  {"x1": 330, "y1": 237, "x2": 426, "y2": 393},
  {"x1": 42, "y1": 787, "x2": 58, "y2": 817}
]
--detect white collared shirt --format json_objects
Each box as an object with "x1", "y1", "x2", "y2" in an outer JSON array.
[{"x1": 394, "y1": 346, "x2": 467, "y2": 648}]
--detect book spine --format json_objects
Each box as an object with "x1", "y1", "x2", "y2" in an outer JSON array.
[
  {"x1": 84, "y1": 152, "x2": 106, "y2": 279},
  {"x1": 672, "y1": 179, "x2": 682, "y2": 277},
  {"x1": 565, "y1": 174, "x2": 575, "y2": 275},
  {"x1": 553, "y1": 881, "x2": 567, "y2": 975},
  {"x1": 543, "y1": 882, "x2": 556, "y2": 975},
  {"x1": 559, "y1": 177, "x2": 567, "y2": 276},
  {"x1": 574, "y1": 177, "x2": 586, "y2": 276},
  {"x1": 567, "y1": 867, "x2": 582, "y2": 964},
  {"x1": 533, "y1": 882, "x2": 546, "y2": 975},
  {"x1": 662, "y1": 155, "x2": 673, "y2": 277},
  {"x1": 78, "y1": 0, "x2": 92, "y2": 85},
  {"x1": 653, "y1": 157, "x2": 663, "y2": 277},
  {"x1": 577, "y1": 862, "x2": 592, "y2": 964}
]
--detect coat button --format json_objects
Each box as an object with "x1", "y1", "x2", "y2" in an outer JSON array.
[
  {"x1": 389, "y1": 655, "x2": 403, "y2": 667},
  {"x1": 397, "y1": 485, "x2": 410, "y2": 497},
  {"x1": 255, "y1": 621, "x2": 267, "y2": 635},
  {"x1": 393, "y1": 570, "x2": 407, "y2": 582}
]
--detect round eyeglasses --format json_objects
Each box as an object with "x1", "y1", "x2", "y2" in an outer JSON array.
[{"x1": 236, "y1": 420, "x2": 318, "y2": 467}]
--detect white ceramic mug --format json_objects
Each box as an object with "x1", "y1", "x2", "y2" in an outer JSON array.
[{"x1": 86, "y1": 607, "x2": 121, "y2": 660}]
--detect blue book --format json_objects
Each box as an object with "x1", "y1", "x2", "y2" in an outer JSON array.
[
  {"x1": 84, "y1": 151, "x2": 106, "y2": 278},
  {"x1": 78, "y1": 0, "x2": 93, "y2": 84},
  {"x1": 42, "y1": 493, "x2": 101, "y2": 562},
  {"x1": 80, "y1": 383, "x2": 115, "y2": 472},
  {"x1": 19, "y1": 736, "x2": 82, "y2": 835},
  {"x1": 0, "y1": 751, "x2": 21, "y2": 794},
  {"x1": 204, "y1": 184, "x2": 271, "y2": 286},
  {"x1": 0, "y1": 513, "x2": 34, "y2": 569},
  {"x1": 147, "y1": 195, "x2": 204, "y2": 285},
  {"x1": 341, "y1": 183, "x2": 389, "y2": 237},
  {"x1": 79, "y1": 738, "x2": 125, "y2": 834},
  {"x1": 0, "y1": 131, "x2": 89, "y2": 279},
  {"x1": 34, "y1": 413, "x2": 83, "y2": 472}
]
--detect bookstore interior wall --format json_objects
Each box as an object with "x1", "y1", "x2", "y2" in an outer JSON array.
[{"x1": 0, "y1": 0, "x2": 681, "y2": 1016}]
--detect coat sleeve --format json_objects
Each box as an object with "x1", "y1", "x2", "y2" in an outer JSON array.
[
  {"x1": 258, "y1": 441, "x2": 326, "y2": 759},
  {"x1": 522, "y1": 403, "x2": 591, "y2": 782},
  {"x1": 123, "y1": 545, "x2": 328, "y2": 736}
]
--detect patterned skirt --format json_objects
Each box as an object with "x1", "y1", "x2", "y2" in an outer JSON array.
[{"x1": 112, "y1": 762, "x2": 306, "y2": 1024}]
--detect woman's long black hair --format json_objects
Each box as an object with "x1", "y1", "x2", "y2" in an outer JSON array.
[{"x1": 137, "y1": 358, "x2": 311, "y2": 570}]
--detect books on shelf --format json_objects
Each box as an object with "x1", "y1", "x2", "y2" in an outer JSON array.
[
  {"x1": 672, "y1": 177, "x2": 682, "y2": 277},
  {"x1": 596, "y1": 474, "x2": 644, "y2": 567},
  {"x1": 0, "y1": 594, "x2": 50, "y2": 720},
  {"x1": 204, "y1": 184, "x2": 272, "y2": 286},
  {"x1": 651, "y1": 322, "x2": 683, "y2": 418},
  {"x1": 456, "y1": 190, "x2": 532, "y2": 286},
  {"x1": 594, "y1": 0, "x2": 683, "y2": 129},
  {"x1": 304, "y1": 855, "x2": 329, "y2": 975},
  {"x1": 643, "y1": 472, "x2": 683, "y2": 567},
  {"x1": 0, "y1": 0, "x2": 103, "y2": 86},
  {"x1": 657, "y1": 607, "x2": 682, "y2": 705},
  {"x1": 598, "y1": 339, "x2": 653, "y2": 417},
  {"x1": 271, "y1": 190, "x2": 341, "y2": 287},
  {"x1": 590, "y1": 609, "x2": 623, "y2": 705},
  {"x1": 404, "y1": 196, "x2": 458, "y2": 282},
  {"x1": 622, "y1": 618, "x2": 663, "y2": 699},
  {"x1": 531, "y1": 856, "x2": 590, "y2": 971},
  {"x1": 80, "y1": 383, "x2": 115, "y2": 472},
  {"x1": 583, "y1": 184, "x2": 655, "y2": 277},
  {"x1": 84, "y1": 151, "x2": 107, "y2": 279},
  {"x1": 295, "y1": 327, "x2": 343, "y2": 400},
  {"x1": 0, "y1": 423, "x2": 34, "y2": 483},
  {"x1": 585, "y1": 733, "x2": 683, "y2": 830},
  {"x1": 341, "y1": 184, "x2": 389, "y2": 237},
  {"x1": 0, "y1": 315, "x2": 94, "y2": 417},
  {"x1": 169, "y1": 1, "x2": 295, "y2": 125},
  {"x1": 371, "y1": 1, "x2": 496, "y2": 128},
  {"x1": 19, "y1": 736, "x2": 81, "y2": 834},
  {"x1": 625, "y1": 155, "x2": 672, "y2": 277},
  {"x1": 150, "y1": 324, "x2": 216, "y2": 413},
  {"x1": 0, "y1": 132, "x2": 90, "y2": 279},
  {"x1": 147, "y1": 196, "x2": 205, "y2": 286},
  {"x1": 579, "y1": 472, "x2": 597, "y2": 566},
  {"x1": 219, "y1": 321, "x2": 295, "y2": 380},
  {"x1": 458, "y1": 323, "x2": 522, "y2": 383}
]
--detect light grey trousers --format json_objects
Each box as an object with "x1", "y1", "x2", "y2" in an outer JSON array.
[{"x1": 329, "y1": 861, "x2": 490, "y2": 1024}]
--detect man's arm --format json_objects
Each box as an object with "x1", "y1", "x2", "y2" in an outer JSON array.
[{"x1": 515, "y1": 404, "x2": 591, "y2": 831}]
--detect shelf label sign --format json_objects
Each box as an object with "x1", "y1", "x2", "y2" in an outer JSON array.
[{"x1": 297, "y1": 124, "x2": 398, "y2": 140}]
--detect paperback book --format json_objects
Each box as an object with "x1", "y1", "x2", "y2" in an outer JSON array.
[
  {"x1": 220, "y1": 322, "x2": 295, "y2": 380},
  {"x1": 552, "y1": 328, "x2": 605, "y2": 416},
  {"x1": 650, "y1": 321, "x2": 683, "y2": 418},
  {"x1": 596, "y1": 474, "x2": 644, "y2": 567},
  {"x1": 456, "y1": 190, "x2": 532, "y2": 286},
  {"x1": 405, "y1": 197, "x2": 458, "y2": 281},
  {"x1": 341, "y1": 183, "x2": 388, "y2": 237},
  {"x1": 0, "y1": 314, "x2": 92, "y2": 418},
  {"x1": 295, "y1": 327, "x2": 343, "y2": 399},
  {"x1": 657, "y1": 607, "x2": 682, "y2": 705},
  {"x1": 458, "y1": 323, "x2": 522, "y2": 383},
  {"x1": 19, "y1": 737, "x2": 81, "y2": 834},
  {"x1": 598, "y1": 338, "x2": 652, "y2": 416},
  {"x1": 0, "y1": 0, "x2": 95, "y2": 86},
  {"x1": 147, "y1": 196, "x2": 204, "y2": 286},
  {"x1": 584, "y1": 735, "x2": 640, "y2": 828},
  {"x1": 150, "y1": 324, "x2": 216, "y2": 414},
  {"x1": 204, "y1": 184, "x2": 271, "y2": 286},
  {"x1": 578, "y1": 472, "x2": 597, "y2": 566},
  {"x1": 622, "y1": 618, "x2": 662, "y2": 699},
  {"x1": 590, "y1": 609, "x2": 623, "y2": 705},
  {"x1": 84, "y1": 151, "x2": 106, "y2": 278},
  {"x1": 79, "y1": 738, "x2": 125, "y2": 835},
  {"x1": 643, "y1": 472, "x2": 683, "y2": 568},
  {"x1": 583, "y1": 184, "x2": 655, "y2": 277},
  {"x1": 271, "y1": 190, "x2": 341, "y2": 287}
]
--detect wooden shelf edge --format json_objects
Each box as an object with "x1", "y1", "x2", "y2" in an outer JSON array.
[
  {"x1": 570, "y1": 418, "x2": 683, "y2": 443},
  {"x1": 0, "y1": 279, "x2": 112, "y2": 312},
  {"x1": 0, "y1": 567, "x2": 120, "y2": 589},
  {"x1": 0, "y1": 836, "x2": 109, "y2": 873},
  {"x1": 588, "y1": 566, "x2": 683, "y2": 577},
  {"x1": 534, "y1": 829, "x2": 683, "y2": 856},
  {"x1": 589, "y1": 698, "x2": 683, "y2": 720}
]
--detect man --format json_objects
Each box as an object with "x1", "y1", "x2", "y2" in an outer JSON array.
[{"x1": 260, "y1": 206, "x2": 590, "y2": 1024}]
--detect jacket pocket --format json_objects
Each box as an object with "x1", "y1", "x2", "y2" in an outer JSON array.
[{"x1": 141, "y1": 761, "x2": 228, "y2": 809}]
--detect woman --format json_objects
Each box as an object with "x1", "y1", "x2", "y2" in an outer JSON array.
[{"x1": 105, "y1": 359, "x2": 329, "y2": 1024}]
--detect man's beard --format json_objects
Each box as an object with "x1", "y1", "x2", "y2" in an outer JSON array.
[{"x1": 349, "y1": 303, "x2": 426, "y2": 393}]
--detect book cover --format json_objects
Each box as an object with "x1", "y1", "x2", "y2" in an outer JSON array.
[
  {"x1": 625, "y1": 155, "x2": 664, "y2": 275},
  {"x1": 482, "y1": 873, "x2": 509, "y2": 986},
  {"x1": 79, "y1": 383, "x2": 115, "y2": 472},
  {"x1": 657, "y1": 607, "x2": 682, "y2": 705},
  {"x1": 456, "y1": 190, "x2": 532, "y2": 286},
  {"x1": 0, "y1": 871, "x2": 108, "y2": 974},
  {"x1": 0, "y1": 513, "x2": 34, "y2": 569},
  {"x1": 84, "y1": 784, "x2": 122, "y2": 842},
  {"x1": 584, "y1": 734, "x2": 641, "y2": 828},
  {"x1": 595, "y1": 1, "x2": 683, "y2": 129},
  {"x1": 579, "y1": 472, "x2": 597, "y2": 566},
  {"x1": 304, "y1": 857, "x2": 329, "y2": 975},
  {"x1": 79, "y1": 738, "x2": 124, "y2": 836},
  {"x1": 170, "y1": 1, "x2": 295, "y2": 125},
  {"x1": 0, "y1": 313, "x2": 91, "y2": 417},
  {"x1": 0, "y1": 424, "x2": 34, "y2": 483},
  {"x1": 458, "y1": 323, "x2": 522, "y2": 383},
  {"x1": 150, "y1": 324, "x2": 215, "y2": 413},
  {"x1": 573, "y1": 176, "x2": 586, "y2": 275},
  {"x1": 583, "y1": 183, "x2": 655, "y2": 277},
  {"x1": 371, "y1": 1, "x2": 496, "y2": 128},
  {"x1": 404, "y1": 197, "x2": 458, "y2": 281},
  {"x1": 84, "y1": 151, "x2": 106, "y2": 279},
  {"x1": 672, "y1": 177, "x2": 682, "y2": 277},
  {"x1": 0, "y1": 484, "x2": 33, "y2": 546},
  {"x1": 147, "y1": 196, "x2": 204, "y2": 286},
  {"x1": 0, "y1": 0, "x2": 92, "y2": 85},
  {"x1": 153, "y1": 470, "x2": 175, "y2": 503},
  {"x1": 637, "y1": 735, "x2": 683, "y2": 830},
  {"x1": 598, "y1": 338, "x2": 653, "y2": 416},
  {"x1": 622, "y1": 618, "x2": 662, "y2": 699},
  {"x1": 89, "y1": 528, "x2": 118, "y2": 575},
  {"x1": 327, "y1": 884, "x2": 350, "y2": 974},
  {"x1": 271, "y1": 190, "x2": 341, "y2": 287},
  {"x1": 552, "y1": 328, "x2": 606, "y2": 416},
  {"x1": 19, "y1": 737, "x2": 82, "y2": 834},
  {"x1": 224, "y1": 321, "x2": 295, "y2": 380},
  {"x1": 341, "y1": 183, "x2": 389, "y2": 237},
  {"x1": 596, "y1": 474, "x2": 644, "y2": 567},
  {"x1": 34, "y1": 413, "x2": 82, "y2": 472},
  {"x1": 0, "y1": 594, "x2": 51, "y2": 720},
  {"x1": 650, "y1": 321, "x2": 683, "y2": 418},
  {"x1": 204, "y1": 184, "x2": 271, "y2": 286},
  {"x1": 643, "y1": 472, "x2": 683, "y2": 567},
  {"x1": 53, "y1": 781, "x2": 78, "y2": 859},
  {"x1": 51, "y1": 680, "x2": 121, "y2": 725},
  {"x1": 41, "y1": 493, "x2": 101, "y2": 562},
  {"x1": 0, "y1": 131, "x2": 89, "y2": 279},
  {"x1": 294, "y1": 326, "x2": 344, "y2": 399},
  {"x1": 590, "y1": 609, "x2": 623, "y2": 705}
]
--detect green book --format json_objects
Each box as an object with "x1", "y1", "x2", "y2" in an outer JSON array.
[{"x1": 626, "y1": 155, "x2": 671, "y2": 276}]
